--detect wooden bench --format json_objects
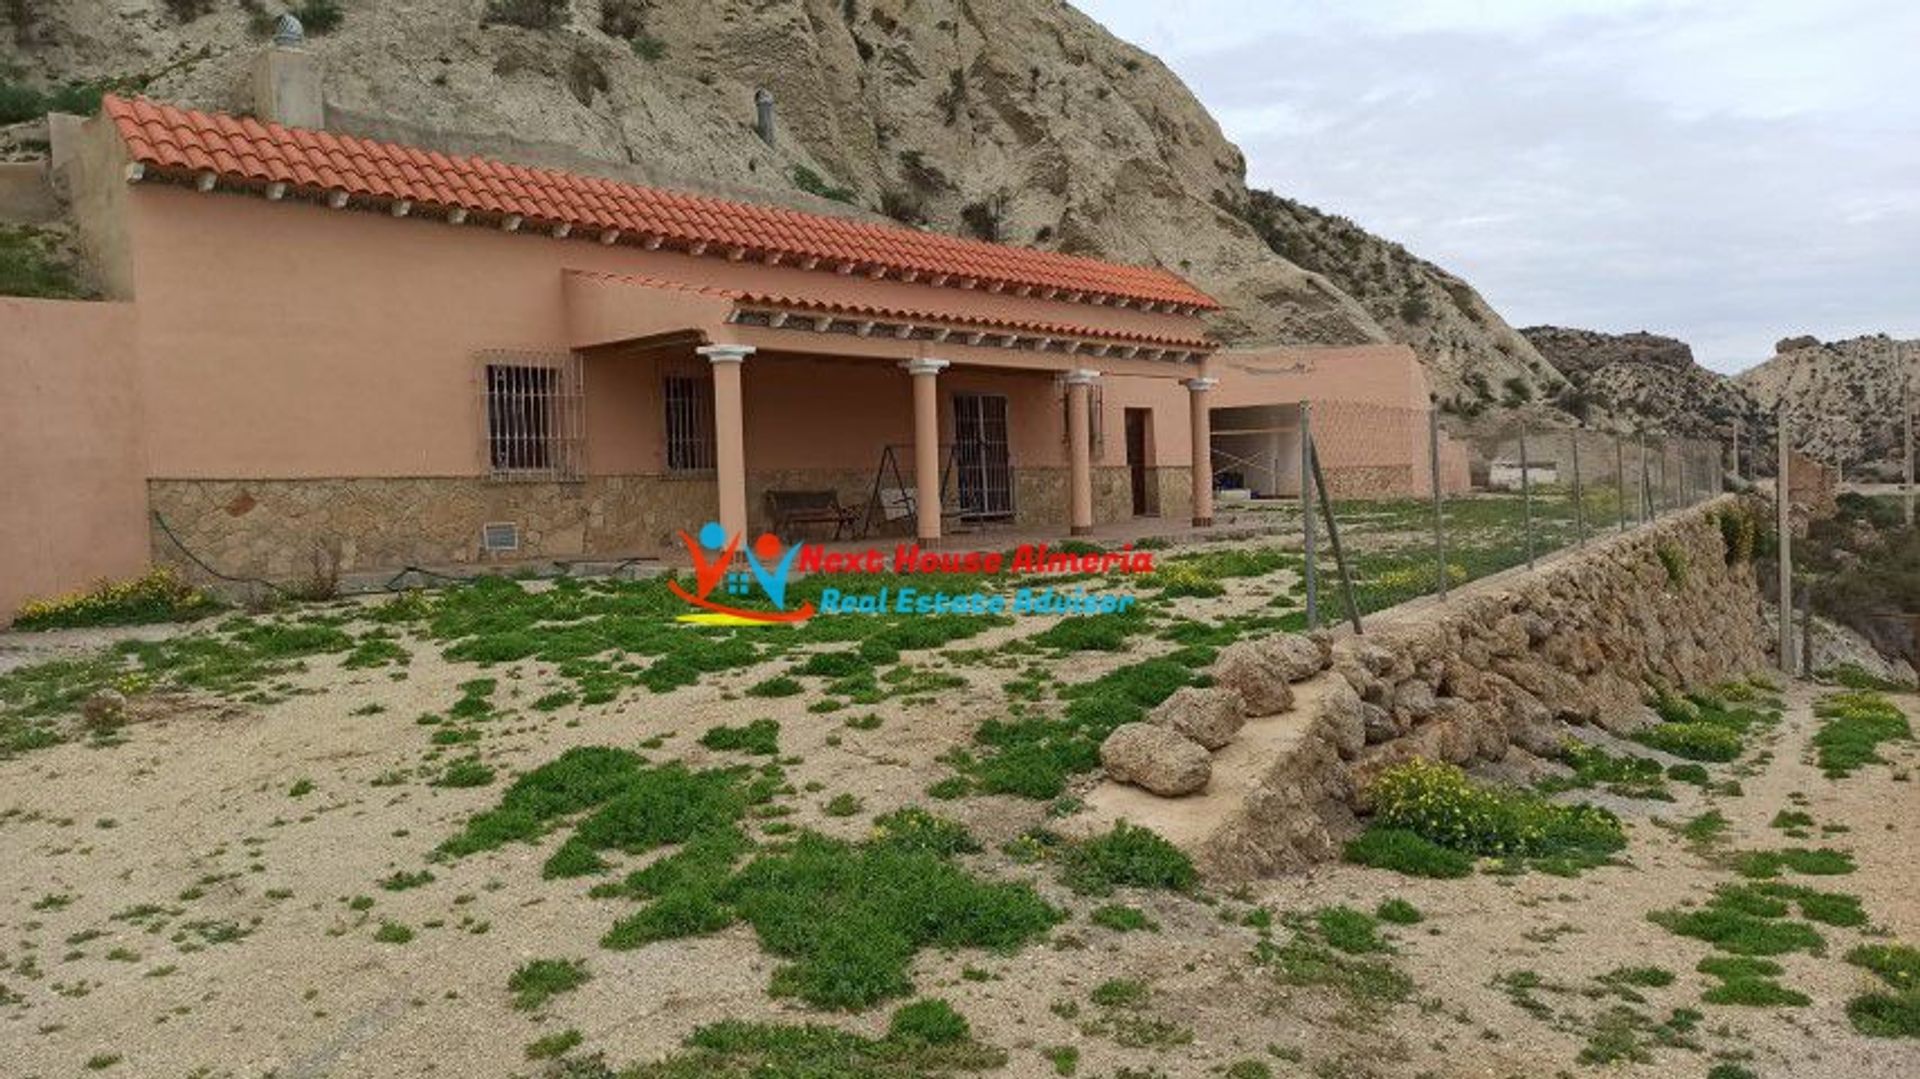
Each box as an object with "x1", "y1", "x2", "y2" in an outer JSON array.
[{"x1": 764, "y1": 490, "x2": 858, "y2": 541}]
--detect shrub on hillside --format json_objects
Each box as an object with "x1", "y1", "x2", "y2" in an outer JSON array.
[
  {"x1": 482, "y1": 0, "x2": 569, "y2": 31},
  {"x1": 294, "y1": 0, "x2": 345, "y2": 34},
  {"x1": 0, "y1": 223, "x2": 96, "y2": 299}
]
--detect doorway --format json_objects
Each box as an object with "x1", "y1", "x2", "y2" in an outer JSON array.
[
  {"x1": 953, "y1": 392, "x2": 1014, "y2": 519},
  {"x1": 1124, "y1": 407, "x2": 1156, "y2": 516}
]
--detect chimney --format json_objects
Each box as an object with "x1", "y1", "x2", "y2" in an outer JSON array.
[
  {"x1": 251, "y1": 15, "x2": 325, "y2": 129},
  {"x1": 754, "y1": 89, "x2": 775, "y2": 146}
]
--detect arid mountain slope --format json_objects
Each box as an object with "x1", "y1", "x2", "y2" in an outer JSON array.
[
  {"x1": 1522, "y1": 326, "x2": 1771, "y2": 459},
  {"x1": 1739, "y1": 334, "x2": 1916, "y2": 478},
  {"x1": 0, "y1": 0, "x2": 1558, "y2": 402}
]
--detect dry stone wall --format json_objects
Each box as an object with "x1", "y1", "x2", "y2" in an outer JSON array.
[{"x1": 1105, "y1": 496, "x2": 1771, "y2": 880}]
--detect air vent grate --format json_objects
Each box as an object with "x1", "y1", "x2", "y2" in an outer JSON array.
[{"x1": 481, "y1": 522, "x2": 520, "y2": 553}]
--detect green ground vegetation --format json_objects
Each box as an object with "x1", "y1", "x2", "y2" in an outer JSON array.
[
  {"x1": 1537, "y1": 741, "x2": 1672, "y2": 800},
  {"x1": 626, "y1": 1001, "x2": 1004, "y2": 1076},
  {"x1": 1810, "y1": 690, "x2": 1911, "y2": 778},
  {"x1": 1631, "y1": 686, "x2": 1779, "y2": 762},
  {"x1": 443, "y1": 757, "x2": 1058, "y2": 1010},
  {"x1": 1347, "y1": 759, "x2": 1626, "y2": 877},
  {"x1": 1844, "y1": 943, "x2": 1920, "y2": 1038},
  {"x1": 13, "y1": 568, "x2": 221, "y2": 630}
]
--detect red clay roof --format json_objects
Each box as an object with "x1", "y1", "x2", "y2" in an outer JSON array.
[
  {"x1": 102, "y1": 95, "x2": 1220, "y2": 312},
  {"x1": 569, "y1": 271, "x2": 1217, "y2": 352}
]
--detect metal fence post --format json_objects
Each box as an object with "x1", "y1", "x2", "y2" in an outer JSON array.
[
  {"x1": 1799, "y1": 580, "x2": 1815, "y2": 679},
  {"x1": 1614, "y1": 433, "x2": 1627, "y2": 533},
  {"x1": 1309, "y1": 441, "x2": 1365, "y2": 634},
  {"x1": 1777, "y1": 409, "x2": 1793, "y2": 674},
  {"x1": 1520, "y1": 420, "x2": 1536, "y2": 569},
  {"x1": 1638, "y1": 433, "x2": 1650, "y2": 524},
  {"x1": 1651, "y1": 441, "x2": 1666, "y2": 518},
  {"x1": 1301, "y1": 401, "x2": 1318, "y2": 630},
  {"x1": 1570, "y1": 429, "x2": 1586, "y2": 547},
  {"x1": 1429, "y1": 404, "x2": 1448, "y2": 600},
  {"x1": 1904, "y1": 340, "x2": 1914, "y2": 527}
]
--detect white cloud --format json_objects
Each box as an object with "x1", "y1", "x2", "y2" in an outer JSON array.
[{"x1": 1077, "y1": 0, "x2": 1920, "y2": 372}]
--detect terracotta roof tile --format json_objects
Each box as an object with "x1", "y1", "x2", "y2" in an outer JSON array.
[
  {"x1": 571, "y1": 271, "x2": 1217, "y2": 352},
  {"x1": 103, "y1": 95, "x2": 1219, "y2": 312},
  {"x1": 733, "y1": 291, "x2": 1218, "y2": 351}
]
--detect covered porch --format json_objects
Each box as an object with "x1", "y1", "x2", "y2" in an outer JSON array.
[
  {"x1": 564, "y1": 270, "x2": 1220, "y2": 546},
  {"x1": 1210, "y1": 402, "x2": 1305, "y2": 499}
]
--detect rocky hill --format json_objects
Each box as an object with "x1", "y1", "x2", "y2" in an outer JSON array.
[
  {"x1": 1520, "y1": 326, "x2": 1695, "y2": 378},
  {"x1": 0, "y1": 0, "x2": 1560, "y2": 404},
  {"x1": 1522, "y1": 326, "x2": 1772, "y2": 459},
  {"x1": 1738, "y1": 334, "x2": 1915, "y2": 478}
]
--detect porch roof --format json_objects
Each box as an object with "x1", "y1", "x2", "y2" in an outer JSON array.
[
  {"x1": 102, "y1": 95, "x2": 1220, "y2": 314},
  {"x1": 563, "y1": 270, "x2": 1217, "y2": 362}
]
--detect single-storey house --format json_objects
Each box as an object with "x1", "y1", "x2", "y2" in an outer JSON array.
[{"x1": 0, "y1": 46, "x2": 1469, "y2": 618}]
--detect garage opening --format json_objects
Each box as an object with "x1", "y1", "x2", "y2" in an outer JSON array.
[{"x1": 1210, "y1": 403, "x2": 1302, "y2": 500}]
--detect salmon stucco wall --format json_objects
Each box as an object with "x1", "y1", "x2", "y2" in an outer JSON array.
[
  {"x1": 1206, "y1": 344, "x2": 1472, "y2": 499},
  {"x1": 118, "y1": 180, "x2": 1207, "y2": 483},
  {"x1": 0, "y1": 298, "x2": 149, "y2": 623}
]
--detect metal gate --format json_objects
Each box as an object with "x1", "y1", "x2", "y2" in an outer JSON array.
[{"x1": 953, "y1": 393, "x2": 1014, "y2": 519}]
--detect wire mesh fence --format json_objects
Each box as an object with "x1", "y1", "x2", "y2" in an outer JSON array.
[
  {"x1": 1265, "y1": 401, "x2": 1730, "y2": 634},
  {"x1": 1767, "y1": 408, "x2": 1899, "y2": 681}
]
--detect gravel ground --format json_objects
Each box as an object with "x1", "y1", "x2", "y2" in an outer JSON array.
[{"x1": 1, "y1": 584, "x2": 1915, "y2": 1077}]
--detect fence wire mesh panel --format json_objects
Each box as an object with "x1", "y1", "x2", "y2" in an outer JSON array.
[{"x1": 1277, "y1": 400, "x2": 1728, "y2": 635}]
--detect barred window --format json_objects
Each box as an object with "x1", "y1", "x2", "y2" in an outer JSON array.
[
  {"x1": 482, "y1": 352, "x2": 583, "y2": 480},
  {"x1": 664, "y1": 373, "x2": 717, "y2": 473}
]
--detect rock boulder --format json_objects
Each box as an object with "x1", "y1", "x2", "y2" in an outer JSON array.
[
  {"x1": 1263, "y1": 632, "x2": 1329, "y2": 682},
  {"x1": 1149, "y1": 686, "x2": 1246, "y2": 750},
  {"x1": 1214, "y1": 641, "x2": 1294, "y2": 717},
  {"x1": 1101, "y1": 723, "x2": 1212, "y2": 797}
]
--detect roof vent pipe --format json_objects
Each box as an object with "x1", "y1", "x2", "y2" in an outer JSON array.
[
  {"x1": 754, "y1": 89, "x2": 775, "y2": 146},
  {"x1": 253, "y1": 18, "x2": 325, "y2": 129}
]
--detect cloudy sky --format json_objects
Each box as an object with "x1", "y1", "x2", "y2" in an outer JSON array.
[{"x1": 1076, "y1": 0, "x2": 1920, "y2": 373}]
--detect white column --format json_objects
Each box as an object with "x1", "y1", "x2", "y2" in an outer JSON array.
[
  {"x1": 1065, "y1": 368, "x2": 1100, "y2": 536},
  {"x1": 695, "y1": 344, "x2": 755, "y2": 545},
  {"x1": 902, "y1": 357, "x2": 950, "y2": 543},
  {"x1": 1183, "y1": 376, "x2": 1218, "y2": 526}
]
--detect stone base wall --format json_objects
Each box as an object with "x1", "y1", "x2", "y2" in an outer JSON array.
[
  {"x1": 1013, "y1": 469, "x2": 1067, "y2": 530},
  {"x1": 1321, "y1": 464, "x2": 1418, "y2": 500},
  {"x1": 148, "y1": 476, "x2": 719, "y2": 585},
  {"x1": 1016, "y1": 466, "x2": 1193, "y2": 531},
  {"x1": 1197, "y1": 496, "x2": 1771, "y2": 878},
  {"x1": 1155, "y1": 466, "x2": 1194, "y2": 524},
  {"x1": 150, "y1": 464, "x2": 1194, "y2": 589}
]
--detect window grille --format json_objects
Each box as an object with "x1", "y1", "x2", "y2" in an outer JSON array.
[
  {"x1": 664, "y1": 372, "x2": 717, "y2": 473},
  {"x1": 481, "y1": 351, "x2": 584, "y2": 481}
]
